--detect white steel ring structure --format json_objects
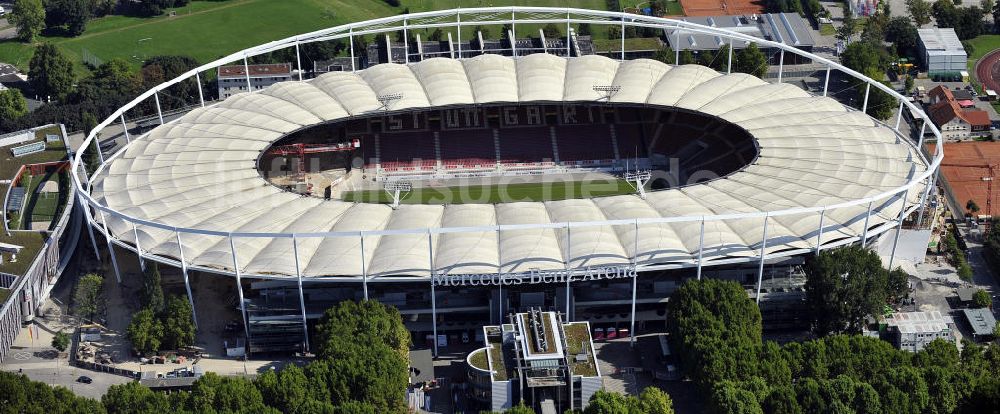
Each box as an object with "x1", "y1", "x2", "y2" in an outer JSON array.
[{"x1": 72, "y1": 7, "x2": 943, "y2": 291}]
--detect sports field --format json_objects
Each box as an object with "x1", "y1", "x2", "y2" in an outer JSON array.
[
  {"x1": 0, "y1": 0, "x2": 608, "y2": 72},
  {"x1": 341, "y1": 178, "x2": 637, "y2": 204}
]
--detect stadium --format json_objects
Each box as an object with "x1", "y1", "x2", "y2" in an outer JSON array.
[{"x1": 72, "y1": 8, "x2": 942, "y2": 355}]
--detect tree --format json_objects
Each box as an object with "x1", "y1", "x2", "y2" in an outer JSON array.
[
  {"x1": 44, "y1": 0, "x2": 91, "y2": 36},
  {"x1": 584, "y1": 390, "x2": 641, "y2": 413},
  {"x1": 8, "y1": 0, "x2": 45, "y2": 42},
  {"x1": 638, "y1": 387, "x2": 675, "y2": 414},
  {"x1": 102, "y1": 381, "x2": 171, "y2": 414},
  {"x1": 127, "y1": 308, "x2": 164, "y2": 354},
  {"x1": 503, "y1": 404, "x2": 536, "y2": 414},
  {"x1": 51, "y1": 330, "x2": 69, "y2": 352},
  {"x1": 72, "y1": 273, "x2": 104, "y2": 322},
  {"x1": 837, "y1": 10, "x2": 858, "y2": 43},
  {"x1": 735, "y1": 43, "x2": 768, "y2": 78},
  {"x1": 315, "y1": 300, "x2": 410, "y2": 360},
  {"x1": 142, "y1": 263, "x2": 165, "y2": 315},
  {"x1": 542, "y1": 23, "x2": 562, "y2": 38},
  {"x1": 839, "y1": 41, "x2": 894, "y2": 119},
  {"x1": 973, "y1": 289, "x2": 992, "y2": 308},
  {"x1": 968, "y1": 199, "x2": 982, "y2": 215},
  {"x1": 907, "y1": 0, "x2": 933, "y2": 26},
  {"x1": 255, "y1": 364, "x2": 310, "y2": 413},
  {"x1": 885, "y1": 16, "x2": 919, "y2": 58},
  {"x1": 28, "y1": 43, "x2": 74, "y2": 100},
  {"x1": 0, "y1": 371, "x2": 106, "y2": 413},
  {"x1": 0, "y1": 89, "x2": 28, "y2": 121},
  {"x1": 307, "y1": 344, "x2": 409, "y2": 413},
  {"x1": 161, "y1": 296, "x2": 195, "y2": 350},
  {"x1": 804, "y1": 246, "x2": 905, "y2": 335},
  {"x1": 904, "y1": 76, "x2": 914, "y2": 94},
  {"x1": 578, "y1": 23, "x2": 592, "y2": 36},
  {"x1": 994, "y1": 0, "x2": 1000, "y2": 32}
]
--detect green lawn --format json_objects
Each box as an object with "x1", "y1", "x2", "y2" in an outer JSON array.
[
  {"x1": 0, "y1": 231, "x2": 47, "y2": 277},
  {"x1": 0, "y1": 0, "x2": 611, "y2": 72},
  {"x1": 564, "y1": 322, "x2": 598, "y2": 377},
  {"x1": 341, "y1": 178, "x2": 637, "y2": 204},
  {"x1": 819, "y1": 23, "x2": 835, "y2": 36},
  {"x1": 664, "y1": 0, "x2": 684, "y2": 16}
]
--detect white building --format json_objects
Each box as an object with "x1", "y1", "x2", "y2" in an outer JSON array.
[
  {"x1": 885, "y1": 311, "x2": 954, "y2": 352},
  {"x1": 918, "y1": 28, "x2": 967, "y2": 75},
  {"x1": 217, "y1": 63, "x2": 294, "y2": 99}
]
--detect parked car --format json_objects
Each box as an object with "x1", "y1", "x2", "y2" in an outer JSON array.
[
  {"x1": 593, "y1": 327, "x2": 604, "y2": 340},
  {"x1": 0, "y1": 6, "x2": 6, "y2": 16},
  {"x1": 77, "y1": 376, "x2": 93, "y2": 384},
  {"x1": 606, "y1": 327, "x2": 618, "y2": 339}
]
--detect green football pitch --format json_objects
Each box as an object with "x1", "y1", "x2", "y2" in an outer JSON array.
[{"x1": 341, "y1": 179, "x2": 637, "y2": 204}]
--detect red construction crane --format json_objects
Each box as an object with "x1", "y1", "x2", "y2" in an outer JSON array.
[
  {"x1": 942, "y1": 162, "x2": 999, "y2": 227},
  {"x1": 266, "y1": 139, "x2": 360, "y2": 181}
]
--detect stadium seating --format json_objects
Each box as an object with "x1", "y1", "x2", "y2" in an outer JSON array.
[
  {"x1": 438, "y1": 129, "x2": 497, "y2": 169},
  {"x1": 556, "y1": 125, "x2": 615, "y2": 162},
  {"x1": 497, "y1": 127, "x2": 555, "y2": 164}
]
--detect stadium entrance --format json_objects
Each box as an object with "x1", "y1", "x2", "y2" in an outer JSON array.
[{"x1": 257, "y1": 103, "x2": 758, "y2": 204}]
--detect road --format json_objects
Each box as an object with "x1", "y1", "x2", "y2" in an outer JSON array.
[{"x1": 0, "y1": 2, "x2": 14, "y2": 41}]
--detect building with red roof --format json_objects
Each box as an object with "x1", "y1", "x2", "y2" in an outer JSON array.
[{"x1": 927, "y1": 85, "x2": 990, "y2": 140}]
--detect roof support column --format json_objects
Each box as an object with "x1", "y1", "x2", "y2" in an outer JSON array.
[
  {"x1": 132, "y1": 222, "x2": 145, "y2": 272},
  {"x1": 154, "y1": 91, "x2": 164, "y2": 125},
  {"x1": 917, "y1": 122, "x2": 928, "y2": 150},
  {"x1": 727, "y1": 39, "x2": 733, "y2": 74},
  {"x1": 428, "y1": 230, "x2": 438, "y2": 358},
  {"x1": 823, "y1": 65, "x2": 831, "y2": 96},
  {"x1": 620, "y1": 15, "x2": 625, "y2": 61},
  {"x1": 916, "y1": 170, "x2": 936, "y2": 229},
  {"x1": 230, "y1": 235, "x2": 251, "y2": 358},
  {"x1": 511, "y1": 10, "x2": 517, "y2": 57},
  {"x1": 861, "y1": 201, "x2": 874, "y2": 248},
  {"x1": 295, "y1": 41, "x2": 304, "y2": 82},
  {"x1": 120, "y1": 114, "x2": 130, "y2": 144},
  {"x1": 196, "y1": 72, "x2": 205, "y2": 107},
  {"x1": 777, "y1": 49, "x2": 784, "y2": 83},
  {"x1": 894, "y1": 100, "x2": 904, "y2": 131},
  {"x1": 862, "y1": 83, "x2": 871, "y2": 114},
  {"x1": 99, "y1": 210, "x2": 121, "y2": 284},
  {"x1": 496, "y1": 226, "x2": 503, "y2": 323},
  {"x1": 292, "y1": 235, "x2": 310, "y2": 353},
  {"x1": 755, "y1": 215, "x2": 769, "y2": 305},
  {"x1": 243, "y1": 56, "x2": 252, "y2": 92},
  {"x1": 629, "y1": 220, "x2": 639, "y2": 347},
  {"x1": 176, "y1": 231, "x2": 198, "y2": 330},
  {"x1": 403, "y1": 19, "x2": 409, "y2": 64},
  {"x1": 887, "y1": 189, "x2": 910, "y2": 272},
  {"x1": 361, "y1": 233, "x2": 368, "y2": 301},
  {"x1": 696, "y1": 217, "x2": 705, "y2": 280},
  {"x1": 674, "y1": 29, "x2": 680, "y2": 65},
  {"x1": 350, "y1": 29, "x2": 356, "y2": 72},
  {"x1": 566, "y1": 12, "x2": 571, "y2": 57},
  {"x1": 814, "y1": 208, "x2": 827, "y2": 256},
  {"x1": 79, "y1": 195, "x2": 100, "y2": 261}
]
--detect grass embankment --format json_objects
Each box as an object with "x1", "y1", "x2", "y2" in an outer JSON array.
[{"x1": 0, "y1": 0, "x2": 609, "y2": 73}]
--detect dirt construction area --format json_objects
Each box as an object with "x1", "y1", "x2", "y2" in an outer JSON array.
[
  {"x1": 679, "y1": 0, "x2": 765, "y2": 16},
  {"x1": 930, "y1": 141, "x2": 1000, "y2": 216}
]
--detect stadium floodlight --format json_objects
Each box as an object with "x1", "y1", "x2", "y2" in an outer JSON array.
[
  {"x1": 377, "y1": 93, "x2": 404, "y2": 111},
  {"x1": 383, "y1": 180, "x2": 412, "y2": 209},
  {"x1": 622, "y1": 170, "x2": 652, "y2": 199},
  {"x1": 592, "y1": 85, "x2": 621, "y2": 102}
]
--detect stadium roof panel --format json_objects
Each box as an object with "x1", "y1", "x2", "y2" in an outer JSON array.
[{"x1": 93, "y1": 55, "x2": 927, "y2": 279}]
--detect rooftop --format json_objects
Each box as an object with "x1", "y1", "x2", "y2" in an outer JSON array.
[
  {"x1": 918, "y1": 28, "x2": 966, "y2": 54},
  {"x1": 668, "y1": 13, "x2": 815, "y2": 51},
  {"x1": 218, "y1": 63, "x2": 293, "y2": 78},
  {"x1": 962, "y1": 308, "x2": 997, "y2": 337},
  {"x1": 886, "y1": 311, "x2": 951, "y2": 334}
]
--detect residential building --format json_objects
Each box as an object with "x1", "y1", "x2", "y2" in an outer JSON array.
[
  {"x1": 885, "y1": 311, "x2": 954, "y2": 352},
  {"x1": 466, "y1": 309, "x2": 602, "y2": 413},
  {"x1": 918, "y1": 28, "x2": 967, "y2": 75},
  {"x1": 665, "y1": 13, "x2": 815, "y2": 64},
  {"x1": 927, "y1": 85, "x2": 990, "y2": 140},
  {"x1": 217, "y1": 63, "x2": 295, "y2": 99}
]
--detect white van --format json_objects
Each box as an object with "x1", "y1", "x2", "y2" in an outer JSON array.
[{"x1": 0, "y1": 6, "x2": 6, "y2": 16}]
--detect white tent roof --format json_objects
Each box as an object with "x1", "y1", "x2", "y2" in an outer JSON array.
[{"x1": 92, "y1": 55, "x2": 927, "y2": 279}]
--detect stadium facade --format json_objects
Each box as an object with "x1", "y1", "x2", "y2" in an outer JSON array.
[{"x1": 71, "y1": 8, "x2": 942, "y2": 356}]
